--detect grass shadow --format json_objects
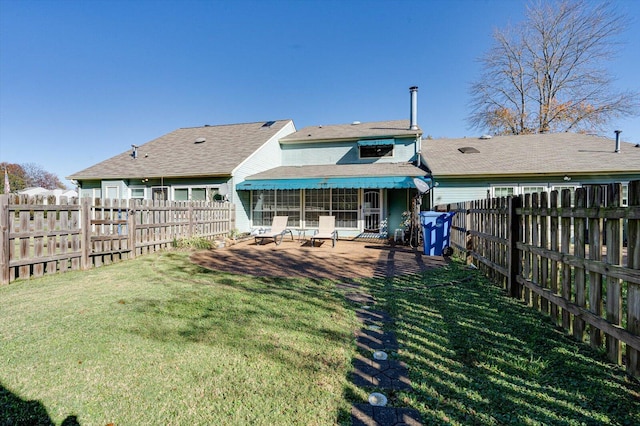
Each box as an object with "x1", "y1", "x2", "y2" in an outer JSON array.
[
  {"x1": 357, "y1": 260, "x2": 640, "y2": 425},
  {"x1": 0, "y1": 382, "x2": 80, "y2": 426}
]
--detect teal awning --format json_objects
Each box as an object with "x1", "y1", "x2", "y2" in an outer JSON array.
[
  {"x1": 357, "y1": 138, "x2": 395, "y2": 147},
  {"x1": 237, "y1": 176, "x2": 430, "y2": 190}
]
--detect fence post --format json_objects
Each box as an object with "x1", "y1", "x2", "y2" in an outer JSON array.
[
  {"x1": 627, "y1": 180, "x2": 640, "y2": 378},
  {"x1": 0, "y1": 195, "x2": 9, "y2": 285},
  {"x1": 81, "y1": 197, "x2": 91, "y2": 270},
  {"x1": 228, "y1": 202, "x2": 235, "y2": 235},
  {"x1": 508, "y1": 195, "x2": 522, "y2": 298},
  {"x1": 128, "y1": 199, "x2": 137, "y2": 259}
]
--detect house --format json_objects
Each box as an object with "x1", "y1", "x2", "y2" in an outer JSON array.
[
  {"x1": 68, "y1": 120, "x2": 297, "y2": 231},
  {"x1": 421, "y1": 132, "x2": 640, "y2": 207},
  {"x1": 236, "y1": 118, "x2": 428, "y2": 237},
  {"x1": 18, "y1": 187, "x2": 79, "y2": 203},
  {"x1": 69, "y1": 87, "x2": 432, "y2": 237}
]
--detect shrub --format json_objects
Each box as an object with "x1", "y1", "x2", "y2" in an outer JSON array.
[{"x1": 173, "y1": 236, "x2": 212, "y2": 250}]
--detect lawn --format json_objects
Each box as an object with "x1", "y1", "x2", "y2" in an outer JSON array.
[
  {"x1": 0, "y1": 251, "x2": 359, "y2": 425},
  {"x1": 1, "y1": 250, "x2": 639, "y2": 426},
  {"x1": 359, "y1": 264, "x2": 640, "y2": 425}
]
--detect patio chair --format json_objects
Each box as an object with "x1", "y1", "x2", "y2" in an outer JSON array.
[
  {"x1": 254, "y1": 216, "x2": 294, "y2": 246},
  {"x1": 311, "y1": 216, "x2": 338, "y2": 247}
]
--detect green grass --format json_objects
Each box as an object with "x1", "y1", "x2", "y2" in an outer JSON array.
[
  {"x1": 358, "y1": 260, "x2": 640, "y2": 425},
  {"x1": 0, "y1": 251, "x2": 359, "y2": 425},
  {"x1": 2, "y1": 251, "x2": 639, "y2": 426}
]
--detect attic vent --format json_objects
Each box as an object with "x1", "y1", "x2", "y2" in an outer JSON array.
[
  {"x1": 352, "y1": 121, "x2": 361, "y2": 125},
  {"x1": 479, "y1": 134, "x2": 492, "y2": 139},
  {"x1": 262, "y1": 121, "x2": 276, "y2": 128},
  {"x1": 194, "y1": 137, "x2": 206, "y2": 144},
  {"x1": 458, "y1": 146, "x2": 480, "y2": 154}
]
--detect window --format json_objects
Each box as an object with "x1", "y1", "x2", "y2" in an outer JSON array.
[
  {"x1": 522, "y1": 186, "x2": 546, "y2": 195},
  {"x1": 277, "y1": 190, "x2": 301, "y2": 227},
  {"x1": 493, "y1": 187, "x2": 515, "y2": 198},
  {"x1": 192, "y1": 188, "x2": 206, "y2": 201},
  {"x1": 332, "y1": 189, "x2": 358, "y2": 228},
  {"x1": 130, "y1": 188, "x2": 145, "y2": 200},
  {"x1": 553, "y1": 186, "x2": 576, "y2": 206},
  {"x1": 174, "y1": 188, "x2": 189, "y2": 201},
  {"x1": 252, "y1": 190, "x2": 276, "y2": 226},
  {"x1": 250, "y1": 188, "x2": 359, "y2": 229},
  {"x1": 305, "y1": 189, "x2": 330, "y2": 227},
  {"x1": 359, "y1": 145, "x2": 393, "y2": 158},
  {"x1": 622, "y1": 184, "x2": 629, "y2": 207},
  {"x1": 173, "y1": 186, "x2": 212, "y2": 201},
  {"x1": 152, "y1": 187, "x2": 168, "y2": 201}
]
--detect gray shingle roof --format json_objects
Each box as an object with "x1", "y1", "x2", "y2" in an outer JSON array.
[
  {"x1": 245, "y1": 162, "x2": 428, "y2": 180},
  {"x1": 422, "y1": 133, "x2": 640, "y2": 177},
  {"x1": 68, "y1": 120, "x2": 293, "y2": 180},
  {"x1": 280, "y1": 119, "x2": 421, "y2": 143}
]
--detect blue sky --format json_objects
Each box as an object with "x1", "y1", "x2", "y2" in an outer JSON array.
[{"x1": 1, "y1": 0, "x2": 639, "y2": 187}]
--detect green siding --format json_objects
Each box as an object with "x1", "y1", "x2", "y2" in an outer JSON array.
[{"x1": 282, "y1": 137, "x2": 417, "y2": 166}]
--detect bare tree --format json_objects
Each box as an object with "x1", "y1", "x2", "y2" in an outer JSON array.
[{"x1": 468, "y1": 0, "x2": 639, "y2": 135}]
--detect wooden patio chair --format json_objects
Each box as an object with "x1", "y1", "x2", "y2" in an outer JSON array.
[
  {"x1": 311, "y1": 216, "x2": 338, "y2": 247},
  {"x1": 254, "y1": 216, "x2": 293, "y2": 246}
]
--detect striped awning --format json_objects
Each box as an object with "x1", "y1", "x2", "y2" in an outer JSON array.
[
  {"x1": 357, "y1": 138, "x2": 395, "y2": 147},
  {"x1": 236, "y1": 176, "x2": 430, "y2": 190}
]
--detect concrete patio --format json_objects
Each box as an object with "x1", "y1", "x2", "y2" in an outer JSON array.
[{"x1": 190, "y1": 237, "x2": 449, "y2": 280}]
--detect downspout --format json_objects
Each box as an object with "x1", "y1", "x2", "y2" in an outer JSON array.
[{"x1": 415, "y1": 133, "x2": 421, "y2": 167}]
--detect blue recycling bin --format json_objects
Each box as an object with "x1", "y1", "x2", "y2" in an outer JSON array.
[{"x1": 420, "y1": 211, "x2": 456, "y2": 256}]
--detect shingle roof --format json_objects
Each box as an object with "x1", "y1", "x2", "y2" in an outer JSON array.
[
  {"x1": 280, "y1": 119, "x2": 421, "y2": 143},
  {"x1": 422, "y1": 133, "x2": 640, "y2": 177},
  {"x1": 68, "y1": 120, "x2": 294, "y2": 180},
  {"x1": 244, "y1": 162, "x2": 428, "y2": 180}
]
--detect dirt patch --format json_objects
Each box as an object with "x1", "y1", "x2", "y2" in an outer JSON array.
[{"x1": 190, "y1": 238, "x2": 449, "y2": 280}]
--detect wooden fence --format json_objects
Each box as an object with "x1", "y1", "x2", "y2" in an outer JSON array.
[
  {"x1": 438, "y1": 181, "x2": 640, "y2": 379},
  {"x1": 0, "y1": 195, "x2": 236, "y2": 284}
]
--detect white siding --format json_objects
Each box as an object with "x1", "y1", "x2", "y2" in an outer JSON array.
[
  {"x1": 432, "y1": 186, "x2": 488, "y2": 206},
  {"x1": 232, "y1": 121, "x2": 296, "y2": 231}
]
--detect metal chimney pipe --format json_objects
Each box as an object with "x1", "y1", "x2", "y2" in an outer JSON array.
[
  {"x1": 409, "y1": 86, "x2": 418, "y2": 130},
  {"x1": 614, "y1": 130, "x2": 621, "y2": 153}
]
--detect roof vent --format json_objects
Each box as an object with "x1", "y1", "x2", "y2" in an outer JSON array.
[
  {"x1": 479, "y1": 134, "x2": 492, "y2": 140},
  {"x1": 352, "y1": 121, "x2": 361, "y2": 125},
  {"x1": 262, "y1": 121, "x2": 276, "y2": 128},
  {"x1": 194, "y1": 137, "x2": 206, "y2": 144},
  {"x1": 458, "y1": 146, "x2": 480, "y2": 154}
]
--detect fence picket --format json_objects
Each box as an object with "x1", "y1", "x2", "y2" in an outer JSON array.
[
  {"x1": 627, "y1": 181, "x2": 640, "y2": 378},
  {"x1": 560, "y1": 189, "x2": 573, "y2": 332},
  {"x1": 532, "y1": 193, "x2": 541, "y2": 310},
  {"x1": 605, "y1": 183, "x2": 622, "y2": 364},
  {"x1": 550, "y1": 191, "x2": 560, "y2": 325},
  {"x1": 573, "y1": 188, "x2": 587, "y2": 341},
  {"x1": 523, "y1": 194, "x2": 532, "y2": 306},
  {"x1": 587, "y1": 185, "x2": 604, "y2": 349}
]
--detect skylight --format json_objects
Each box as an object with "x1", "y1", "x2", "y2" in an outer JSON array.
[
  {"x1": 262, "y1": 121, "x2": 276, "y2": 128},
  {"x1": 458, "y1": 146, "x2": 480, "y2": 154}
]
